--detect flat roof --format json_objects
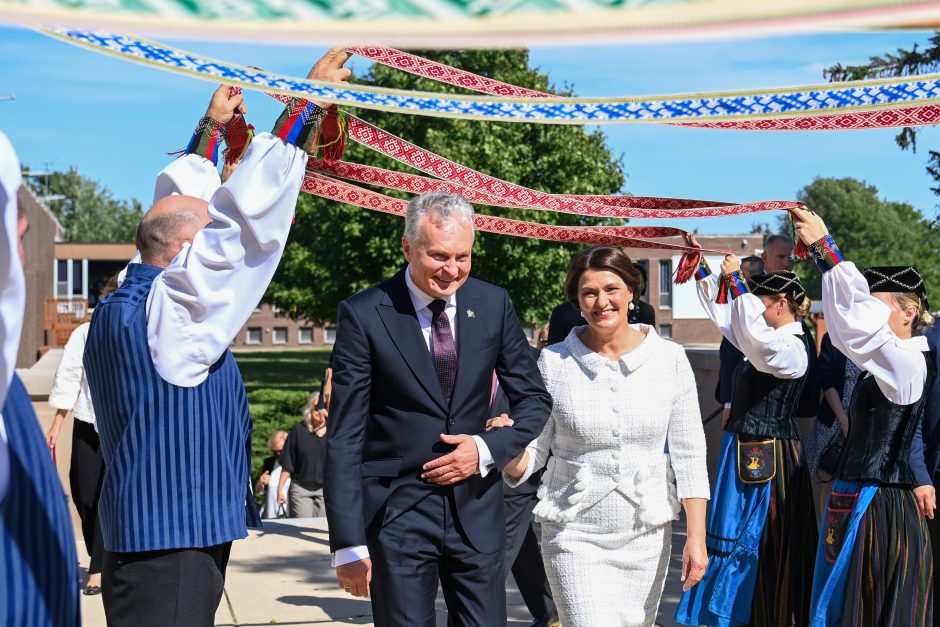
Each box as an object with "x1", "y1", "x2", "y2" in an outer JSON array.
[{"x1": 54, "y1": 242, "x2": 136, "y2": 261}]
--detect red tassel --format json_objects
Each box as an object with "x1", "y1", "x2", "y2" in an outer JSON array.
[
  {"x1": 316, "y1": 106, "x2": 348, "y2": 161},
  {"x1": 715, "y1": 278, "x2": 730, "y2": 304},
  {"x1": 224, "y1": 112, "x2": 255, "y2": 166},
  {"x1": 674, "y1": 249, "x2": 702, "y2": 285},
  {"x1": 788, "y1": 209, "x2": 809, "y2": 259}
]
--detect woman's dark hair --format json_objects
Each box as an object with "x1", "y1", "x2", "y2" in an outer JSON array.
[{"x1": 564, "y1": 247, "x2": 641, "y2": 305}]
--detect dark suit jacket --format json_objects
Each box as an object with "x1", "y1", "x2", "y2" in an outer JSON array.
[
  {"x1": 325, "y1": 270, "x2": 552, "y2": 554},
  {"x1": 918, "y1": 325, "x2": 940, "y2": 482},
  {"x1": 816, "y1": 333, "x2": 847, "y2": 429}
]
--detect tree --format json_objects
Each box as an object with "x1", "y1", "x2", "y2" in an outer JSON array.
[
  {"x1": 24, "y1": 167, "x2": 143, "y2": 242},
  {"x1": 778, "y1": 177, "x2": 940, "y2": 300},
  {"x1": 268, "y1": 50, "x2": 626, "y2": 324},
  {"x1": 825, "y1": 34, "x2": 940, "y2": 207}
]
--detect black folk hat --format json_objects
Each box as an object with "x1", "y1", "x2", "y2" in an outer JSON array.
[
  {"x1": 747, "y1": 271, "x2": 806, "y2": 304},
  {"x1": 862, "y1": 266, "x2": 929, "y2": 310}
]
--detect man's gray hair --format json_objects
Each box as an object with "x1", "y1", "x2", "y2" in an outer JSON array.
[
  {"x1": 403, "y1": 192, "x2": 475, "y2": 243},
  {"x1": 765, "y1": 233, "x2": 795, "y2": 248}
]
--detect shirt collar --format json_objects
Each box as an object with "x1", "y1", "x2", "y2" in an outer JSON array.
[
  {"x1": 404, "y1": 266, "x2": 457, "y2": 314},
  {"x1": 124, "y1": 262, "x2": 164, "y2": 282},
  {"x1": 778, "y1": 321, "x2": 804, "y2": 335},
  {"x1": 564, "y1": 324, "x2": 659, "y2": 376}
]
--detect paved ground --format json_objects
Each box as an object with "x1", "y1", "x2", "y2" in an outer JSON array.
[{"x1": 75, "y1": 516, "x2": 692, "y2": 627}]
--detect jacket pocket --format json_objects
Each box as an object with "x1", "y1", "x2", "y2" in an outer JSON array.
[
  {"x1": 361, "y1": 458, "x2": 403, "y2": 478},
  {"x1": 533, "y1": 456, "x2": 590, "y2": 523}
]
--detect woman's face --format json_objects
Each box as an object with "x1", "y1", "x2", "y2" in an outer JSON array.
[
  {"x1": 873, "y1": 292, "x2": 916, "y2": 339},
  {"x1": 577, "y1": 269, "x2": 633, "y2": 332}
]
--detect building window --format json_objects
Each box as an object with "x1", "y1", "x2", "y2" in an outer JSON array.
[
  {"x1": 55, "y1": 259, "x2": 69, "y2": 298},
  {"x1": 246, "y1": 327, "x2": 262, "y2": 345},
  {"x1": 298, "y1": 327, "x2": 313, "y2": 344},
  {"x1": 659, "y1": 324, "x2": 673, "y2": 339},
  {"x1": 659, "y1": 260, "x2": 673, "y2": 308},
  {"x1": 272, "y1": 327, "x2": 288, "y2": 345},
  {"x1": 323, "y1": 326, "x2": 337, "y2": 344}
]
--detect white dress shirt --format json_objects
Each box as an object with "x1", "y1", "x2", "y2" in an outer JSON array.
[
  {"x1": 48, "y1": 322, "x2": 96, "y2": 426},
  {"x1": 823, "y1": 261, "x2": 928, "y2": 405},
  {"x1": 696, "y1": 273, "x2": 809, "y2": 380},
  {"x1": 144, "y1": 134, "x2": 307, "y2": 387},
  {"x1": 332, "y1": 269, "x2": 496, "y2": 569},
  {"x1": 0, "y1": 131, "x2": 24, "y2": 504}
]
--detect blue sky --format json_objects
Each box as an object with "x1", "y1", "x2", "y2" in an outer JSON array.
[{"x1": 1, "y1": 26, "x2": 939, "y2": 235}]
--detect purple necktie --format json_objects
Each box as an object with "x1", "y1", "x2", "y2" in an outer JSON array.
[{"x1": 428, "y1": 299, "x2": 457, "y2": 404}]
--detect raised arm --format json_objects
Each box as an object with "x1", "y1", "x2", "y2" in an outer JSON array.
[
  {"x1": 793, "y1": 208, "x2": 927, "y2": 405},
  {"x1": 146, "y1": 49, "x2": 351, "y2": 387}
]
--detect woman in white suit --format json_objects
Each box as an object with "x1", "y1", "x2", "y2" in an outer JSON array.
[{"x1": 500, "y1": 246, "x2": 710, "y2": 627}]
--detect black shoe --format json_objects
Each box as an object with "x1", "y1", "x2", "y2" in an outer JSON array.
[
  {"x1": 528, "y1": 615, "x2": 559, "y2": 627},
  {"x1": 82, "y1": 585, "x2": 102, "y2": 596}
]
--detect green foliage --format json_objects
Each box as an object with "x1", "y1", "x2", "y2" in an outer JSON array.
[
  {"x1": 824, "y1": 33, "x2": 940, "y2": 202},
  {"x1": 268, "y1": 49, "x2": 626, "y2": 325},
  {"x1": 778, "y1": 177, "x2": 940, "y2": 300},
  {"x1": 24, "y1": 167, "x2": 143, "y2": 242},
  {"x1": 235, "y1": 349, "x2": 332, "y2": 483}
]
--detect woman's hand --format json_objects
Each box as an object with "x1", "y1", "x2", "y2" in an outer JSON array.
[
  {"x1": 502, "y1": 449, "x2": 530, "y2": 480},
  {"x1": 719, "y1": 254, "x2": 741, "y2": 277},
  {"x1": 277, "y1": 489, "x2": 287, "y2": 505},
  {"x1": 258, "y1": 471, "x2": 270, "y2": 489},
  {"x1": 485, "y1": 413, "x2": 514, "y2": 431},
  {"x1": 45, "y1": 410, "x2": 67, "y2": 450},
  {"x1": 914, "y1": 484, "x2": 936, "y2": 519},
  {"x1": 790, "y1": 207, "x2": 830, "y2": 245},
  {"x1": 680, "y1": 539, "x2": 709, "y2": 591}
]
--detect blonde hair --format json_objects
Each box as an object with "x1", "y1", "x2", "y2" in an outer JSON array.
[
  {"x1": 303, "y1": 392, "x2": 325, "y2": 433},
  {"x1": 267, "y1": 431, "x2": 288, "y2": 453},
  {"x1": 767, "y1": 294, "x2": 812, "y2": 319},
  {"x1": 894, "y1": 292, "x2": 934, "y2": 332}
]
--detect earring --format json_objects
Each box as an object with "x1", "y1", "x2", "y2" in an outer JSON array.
[
  {"x1": 628, "y1": 302, "x2": 635, "y2": 311},
  {"x1": 580, "y1": 310, "x2": 586, "y2": 318}
]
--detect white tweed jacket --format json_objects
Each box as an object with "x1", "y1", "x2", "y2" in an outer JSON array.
[{"x1": 507, "y1": 325, "x2": 710, "y2": 525}]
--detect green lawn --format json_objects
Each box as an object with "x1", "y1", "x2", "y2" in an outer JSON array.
[{"x1": 234, "y1": 349, "x2": 332, "y2": 490}]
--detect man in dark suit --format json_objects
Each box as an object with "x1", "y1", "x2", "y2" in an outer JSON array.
[
  {"x1": 325, "y1": 191, "x2": 552, "y2": 626},
  {"x1": 490, "y1": 355, "x2": 557, "y2": 627},
  {"x1": 920, "y1": 324, "x2": 940, "y2": 595}
]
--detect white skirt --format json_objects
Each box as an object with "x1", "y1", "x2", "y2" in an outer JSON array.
[{"x1": 540, "y1": 488, "x2": 671, "y2": 627}]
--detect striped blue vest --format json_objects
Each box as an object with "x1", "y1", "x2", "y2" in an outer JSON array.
[
  {"x1": 84, "y1": 263, "x2": 260, "y2": 553},
  {"x1": 0, "y1": 374, "x2": 81, "y2": 626}
]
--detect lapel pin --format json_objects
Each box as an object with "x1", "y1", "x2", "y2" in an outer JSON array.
[{"x1": 466, "y1": 309, "x2": 475, "y2": 318}]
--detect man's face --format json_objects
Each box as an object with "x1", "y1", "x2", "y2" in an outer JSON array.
[
  {"x1": 762, "y1": 240, "x2": 794, "y2": 273},
  {"x1": 402, "y1": 212, "x2": 474, "y2": 300},
  {"x1": 741, "y1": 260, "x2": 760, "y2": 281},
  {"x1": 16, "y1": 212, "x2": 28, "y2": 266}
]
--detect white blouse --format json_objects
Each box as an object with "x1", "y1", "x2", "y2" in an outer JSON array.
[
  {"x1": 48, "y1": 322, "x2": 95, "y2": 426},
  {"x1": 822, "y1": 261, "x2": 927, "y2": 405},
  {"x1": 696, "y1": 273, "x2": 808, "y2": 380},
  {"x1": 145, "y1": 134, "x2": 307, "y2": 388},
  {"x1": 507, "y1": 326, "x2": 709, "y2": 524}
]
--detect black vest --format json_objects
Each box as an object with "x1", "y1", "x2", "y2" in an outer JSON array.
[
  {"x1": 835, "y1": 352, "x2": 936, "y2": 487},
  {"x1": 725, "y1": 333, "x2": 811, "y2": 440}
]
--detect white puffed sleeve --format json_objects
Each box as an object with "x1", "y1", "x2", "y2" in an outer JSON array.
[
  {"x1": 696, "y1": 273, "x2": 737, "y2": 346},
  {"x1": 823, "y1": 261, "x2": 927, "y2": 405},
  {"x1": 730, "y1": 295, "x2": 808, "y2": 380},
  {"x1": 146, "y1": 134, "x2": 308, "y2": 387}
]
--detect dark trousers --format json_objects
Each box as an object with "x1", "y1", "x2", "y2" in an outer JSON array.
[
  {"x1": 369, "y1": 491, "x2": 505, "y2": 627},
  {"x1": 504, "y1": 491, "x2": 555, "y2": 620},
  {"x1": 70, "y1": 420, "x2": 105, "y2": 575},
  {"x1": 102, "y1": 542, "x2": 232, "y2": 627}
]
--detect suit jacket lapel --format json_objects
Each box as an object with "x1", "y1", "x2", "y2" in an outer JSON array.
[
  {"x1": 451, "y1": 284, "x2": 485, "y2": 411},
  {"x1": 376, "y1": 270, "x2": 448, "y2": 412}
]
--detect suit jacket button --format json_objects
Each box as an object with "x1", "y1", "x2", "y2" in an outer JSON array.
[{"x1": 447, "y1": 418, "x2": 455, "y2": 427}]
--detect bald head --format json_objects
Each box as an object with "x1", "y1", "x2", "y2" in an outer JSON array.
[{"x1": 136, "y1": 195, "x2": 210, "y2": 268}]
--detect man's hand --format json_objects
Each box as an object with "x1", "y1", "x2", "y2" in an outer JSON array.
[
  {"x1": 308, "y1": 46, "x2": 353, "y2": 108},
  {"x1": 337, "y1": 557, "x2": 372, "y2": 598},
  {"x1": 257, "y1": 471, "x2": 270, "y2": 489},
  {"x1": 721, "y1": 407, "x2": 731, "y2": 429},
  {"x1": 421, "y1": 434, "x2": 480, "y2": 485},
  {"x1": 719, "y1": 254, "x2": 741, "y2": 277},
  {"x1": 790, "y1": 207, "x2": 830, "y2": 245},
  {"x1": 682, "y1": 232, "x2": 701, "y2": 250},
  {"x1": 914, "y1": 484, "x2": 936, "y2": 519},
  {"x1": 204, "y1": 85, "x2": 245, "y2": 125},
  {"x1": 485, "y1": 413, "x2": 514, "y2": 431}
]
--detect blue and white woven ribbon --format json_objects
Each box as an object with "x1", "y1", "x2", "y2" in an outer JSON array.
[{"x1": 41, "y1": 26, "x2": 940, "y2": 125}]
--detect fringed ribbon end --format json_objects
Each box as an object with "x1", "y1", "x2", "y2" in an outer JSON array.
[
  {"x1": 674, "y1": 249, "x2": 702, "y2": 285},
  {"x1": 789, "y1": 210, "x2": 810, "y2": 259},
  {"x1": 224, "y1": 112, "x2": 255, "y2": 166},
  {"x1": 313, "y1": 107, "x2": 348, "y2": 161}
]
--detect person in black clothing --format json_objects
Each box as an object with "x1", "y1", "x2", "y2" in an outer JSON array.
[
  {"x1": 547, "y1": 261, "x2": 654, "y2": 344},
  {"x1": 490, "y1": 346, "x2": 558, "y2": 627},
  {"x1": 277, "y1": 393, "x2": 327, "y2": 518}
]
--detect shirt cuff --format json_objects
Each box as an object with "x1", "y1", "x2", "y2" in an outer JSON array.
[
  {"x1": 332, "y1": 545, "x2": 369, "y2": 568},
  {"x1": 472, "y1": 435, "x2": 496, "y2": 477},
  {"x1": 185, "y1": 116, "x2": 226, "y2": 166},
  {"x1": 272, "y1": 98, "x2": 327, "y2": 153},
  {"x1": 808, "y1": 234, "x2": 844, "y2": 272},
  {"x1": 723, "y1": 402, "x2": 732, "y2": 409},
  {"x1": 722, "y1": 270, "x2": 749, "y2": 300},
  {"x1": 695, "y1": 257, "x2": 712, "y2": 280}
]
